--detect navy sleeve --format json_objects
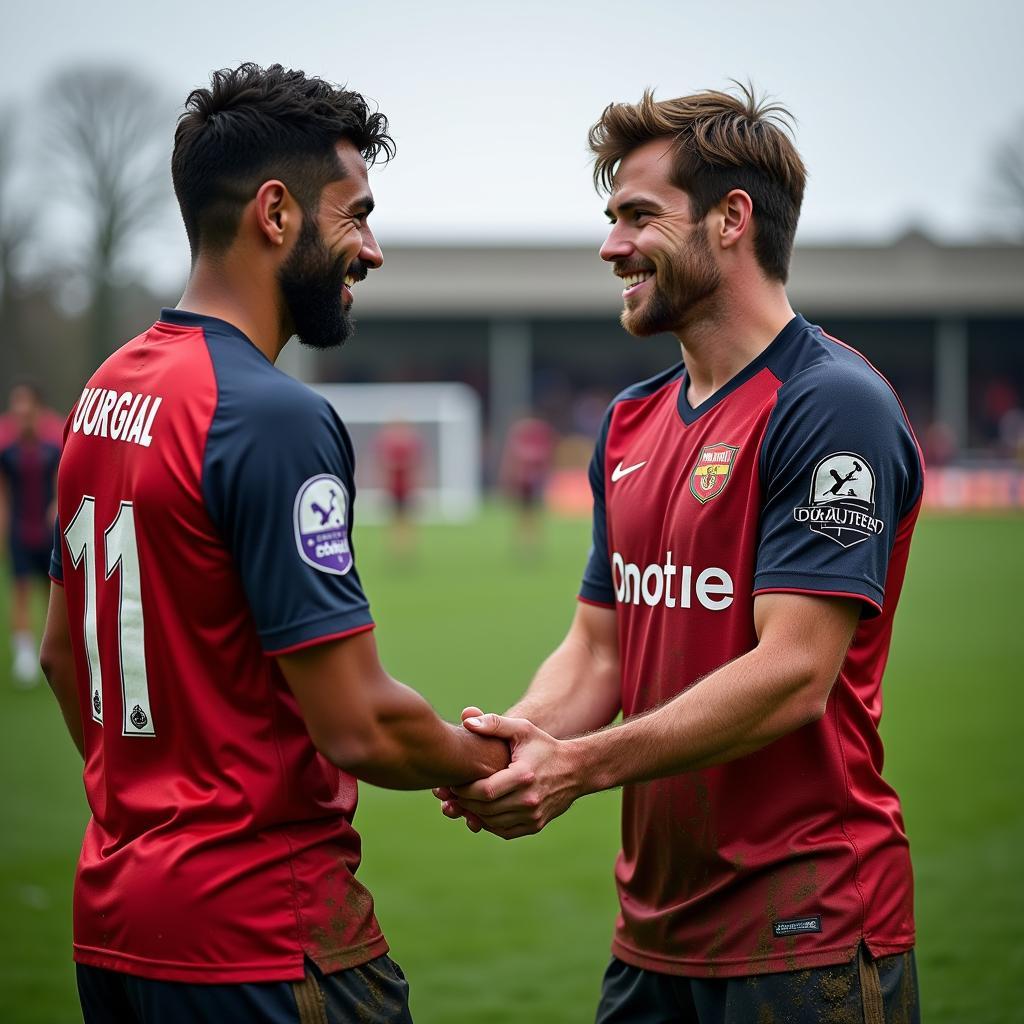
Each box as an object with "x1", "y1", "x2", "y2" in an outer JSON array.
[
  {"x1": 203, "y1": 377, "x2": 373, "y2": 654},
  {"x1": 50, "y1": 513, "x2": 63, "y2": 582},
  {"x1": 579, "y1": 410, "x2": 615, "y2": 606},
  {"x1": 755, "y1": 365, "x2": 923, "y2": 615}
]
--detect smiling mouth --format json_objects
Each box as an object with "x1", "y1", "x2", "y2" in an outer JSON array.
[
  {"x1": 342, "y1": 270, "x2": 365, "y2": 307},
  {"x1": 619, "y1": 270, "x2": 655, "y2": 298}
]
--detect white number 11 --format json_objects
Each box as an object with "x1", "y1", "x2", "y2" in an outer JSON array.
[{"x1": 63, "y1": 496, "x2": 155, "y2": 737}]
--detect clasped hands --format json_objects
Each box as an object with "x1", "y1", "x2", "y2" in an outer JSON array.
[{"x1": 434, "y1": 707, "x2": 582, "y2": 840}]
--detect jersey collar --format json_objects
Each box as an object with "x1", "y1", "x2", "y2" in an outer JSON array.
[
  {"x1": 158, "y1": 308, "x2": 271, "y2": 363},
  {"x1": 676, "y1": 313, "x2": 810, "y2": 425}
]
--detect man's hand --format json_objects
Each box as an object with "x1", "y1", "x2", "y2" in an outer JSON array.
[
  {"x1": 434, "y1": 707, "x2": 487, "y2": 832},
  {"x1": 439, "y1": 708, "x2": 583, "y2": 840}
]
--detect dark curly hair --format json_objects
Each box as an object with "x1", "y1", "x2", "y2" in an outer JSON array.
[{"x1": 172, "y1": 63, "x2": 394, "y2": 256}]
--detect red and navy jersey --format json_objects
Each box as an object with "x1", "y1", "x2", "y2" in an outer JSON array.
[
  {"x1": 580, "y1": 314, "x2": 924, "y2": 978},
  {"x1": 1, "y1": 435, "x2": 60, "y2": 549},
  {"x1": 501, "y1": 417, "x2": 556, "y2": 490},
  {"x1": 374, "y1": 424, "x2": 422, "y2": 498},
  {"x1": 50, "y1": 309, "x2": 386, "y2": 983}
]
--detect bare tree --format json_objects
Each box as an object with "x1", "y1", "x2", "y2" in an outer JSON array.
[
  {"x1": 991, "y1": 115, "x2": 1024, "y2": 239},
  {"x1": 0, "y1": 107, "x2": 35, "y2": 388},
  {"x1": 45, "y1": 66, "x2": 171, "y2": 368}
]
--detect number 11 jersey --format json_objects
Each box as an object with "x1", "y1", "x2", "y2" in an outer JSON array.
[{"x1": 51, "y1": 309, "x2": 387, "y2": 983}]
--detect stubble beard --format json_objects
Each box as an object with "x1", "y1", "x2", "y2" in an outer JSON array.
[
  {"x1": 277, "y1": 215, "x2": 354, "y2": 351},
  {"x1": 621, "y1": 226, "x2": 722, "y2": 338}
]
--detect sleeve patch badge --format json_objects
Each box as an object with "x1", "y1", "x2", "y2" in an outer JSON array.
[
  {"x1": 792, "y1": 452, "x2": 885, "y2": 548},
  {"x1": 293, "y1": 474, "x2": 353, "y2": 575}
]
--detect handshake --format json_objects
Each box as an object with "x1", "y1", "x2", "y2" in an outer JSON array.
[{"x1": 433, "y1": 707, "x2": 585, "y2": 841}]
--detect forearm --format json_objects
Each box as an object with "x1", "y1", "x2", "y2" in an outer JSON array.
[
  {"x1": 506, "y1": 621, "x2": 620, "y2": 737},
  {"x1": 452, "y1": 595, "x2": 858, "y2": 840},
  {"x1": 41, "y1": 655, "x2": 85, "y2": 760},
  {"x1": 39, "y1": 585, "x2": 85, "y2": 760},
  {"x1": 334, "y1": 677, "x2": 507, "y2": 790},
  {"x1": 568, "y1": 643, "x2": 826, "y2": 796},
  {"x1": 280, "y1": 632, "x2": 508, "y2": 791}
]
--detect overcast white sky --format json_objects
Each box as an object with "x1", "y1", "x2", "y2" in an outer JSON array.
[{"x1": 2, "y1": 0, "x2": 1022, "y2": 287}]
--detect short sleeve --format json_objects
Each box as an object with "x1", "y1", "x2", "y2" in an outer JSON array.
[
  {"x1": 754, "y1": 367, "x2": 923, "y2": 616},
  {"x1": 203, "y1": 383, "x2": 373, "y2": 655},
  {"x1": 50, "y1": 513, "x2": 64, "y2": 583},
  {"x1": 579, "y1": 412, "x2": 615, "y2": 607}
]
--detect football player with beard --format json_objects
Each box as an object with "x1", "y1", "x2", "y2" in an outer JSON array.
[
  {"x1": 40, "y1": 62, "x2": 506, "y2": 1024},
  {"x1": 441, "y1": 85, "x2": 923, "y2": 1024}
]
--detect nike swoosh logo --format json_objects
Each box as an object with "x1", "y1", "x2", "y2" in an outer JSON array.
[{"x1": 611, "y1": 460, "x2": 647, "y2": 482}]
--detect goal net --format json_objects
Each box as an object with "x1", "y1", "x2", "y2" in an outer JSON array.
[{"x1": 313, "y1": 382, "x2": 482, "y2": 522}]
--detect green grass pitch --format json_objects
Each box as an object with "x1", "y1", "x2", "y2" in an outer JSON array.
[{"x1": 0, "y1": 510, "x2": 1021, "y2": 1023}]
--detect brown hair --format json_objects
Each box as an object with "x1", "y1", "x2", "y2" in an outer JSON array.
[{"x1": 588, "y1": 83, "x2": 806, "y2": 282}]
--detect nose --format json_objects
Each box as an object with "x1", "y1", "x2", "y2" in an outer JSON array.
[
  {"x1": 599, "y1": 222, "x2": 633, "y2": 264},
  {"x1": 360, "y1": 226, "x2": 383, "y2": 270}
]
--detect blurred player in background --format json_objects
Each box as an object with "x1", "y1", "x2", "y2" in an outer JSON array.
[
  {"x1": 442, "y1": 86, "x2": 922, "y2": 1023},
  {"x1": 39, "y1": 63, "x2": 505, "y2": 1024},
  {"x1": 374, "y1": 419, "x2": 422, "y2": 559},
  {"x1": 0, "y1": 382, "x2": 61, "y2": 687},
  {"x1": 499, "y1": 413, "x2": 556, "y2": 552}
]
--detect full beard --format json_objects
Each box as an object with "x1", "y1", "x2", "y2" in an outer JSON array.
[
  {"x1": 621, "y1": 226, "x2": 721, "y2": 338},
  {"x1": 277, "y1": 216, "x2": 354, "y2": 350}
]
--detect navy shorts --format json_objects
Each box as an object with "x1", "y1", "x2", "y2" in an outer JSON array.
[
  {"x1": 77, "y1": 954, "x2": 413, "y2": 1024},
  {"x1": 9, "y1": 539, "x2": 51, "y2": 580},
  {"x1": 595, "y1": 944, "x2": 919, "y2": 1024},
  {"x1": 515, "y1": 479, "x2": 543, "y2": 508},
  {"x1": 389, "y1": 488, "x2": 412, "y2": 514}
]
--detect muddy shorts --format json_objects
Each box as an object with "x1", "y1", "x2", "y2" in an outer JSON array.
[
  {"x1": 596, "y1": 944, "x2": 919, "y2": 1024},
  {"x1": 77, "y1": 953, "x2": 413, "y2": 1024}
]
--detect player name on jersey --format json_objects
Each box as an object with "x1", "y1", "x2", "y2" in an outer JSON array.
[{"x1": 71, "y1": 388, "x2": 163, "y2": 448}]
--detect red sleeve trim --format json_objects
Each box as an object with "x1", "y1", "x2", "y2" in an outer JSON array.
[
  {"x1": 49, "y1": 573, "x2": 64, "y2": 587},
  {"x1": 752, "y1": 586, "x2": 882, "y2": 616},
  {"x1": 266, "y1": 622, "x2": 375, "y2": 657},
  {"x1": 577, "y1": 595, "x2": 616, "y2": 609}
]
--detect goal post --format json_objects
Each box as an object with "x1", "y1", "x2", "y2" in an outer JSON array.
[{"x1": 313, "y1": 382, "x2": 482, "y2": 522}]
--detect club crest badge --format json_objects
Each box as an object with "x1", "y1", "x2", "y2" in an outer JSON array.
[
  {"x1": 689, "y1": 443, "x2": 740, "y2": 504},
  {"x1": 792, "y1": 452, "x2": 885, "y2": 548},
  {"x1": 294, "y1": 474, "x2": 353, "y2": 575}
]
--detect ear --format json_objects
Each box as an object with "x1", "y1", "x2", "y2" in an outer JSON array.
[
  {"x1": 252, "y1": 179, "x2": 296, "y2": 247},
  {"x1": 717, "y1": 188, "x2": 754, "y2": 251}
]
